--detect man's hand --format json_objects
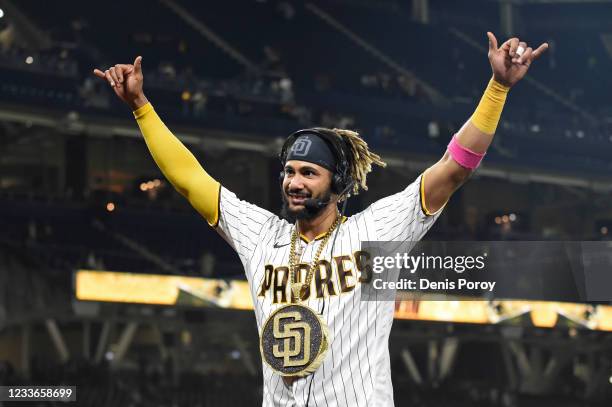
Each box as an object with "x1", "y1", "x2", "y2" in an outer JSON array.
[
  {"x1": 487, "y1": 32, "x2": 548, "y2": 87},
  {"x1": 93, "y1": 56, "x2": 148, "y2": 110}
]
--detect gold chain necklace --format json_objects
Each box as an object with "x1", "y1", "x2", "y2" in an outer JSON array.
[{"x1": 289, "y1": 215, "x2": 341, "y2": 302}]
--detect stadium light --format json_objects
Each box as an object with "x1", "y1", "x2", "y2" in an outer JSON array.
[
  {"x1": 25, "y1": 56, "x2": 34, "y2": 65},
  {"x1": 0, "y1": 9, "x2": 4, "y2": 18},
  {"x1": 106, "y1": 202, "x2": 115, "y2": 212},
  {"x1": 530, "y1": 305, "x2": 558, "y2": 328}
]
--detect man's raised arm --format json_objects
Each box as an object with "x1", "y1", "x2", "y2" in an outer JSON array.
[
  {"x1": 93, "y1": 57, "x2": 220, "y2": 226},
  {"x1": 422, "y1": 32, "x2": 548, "y2": 214}
]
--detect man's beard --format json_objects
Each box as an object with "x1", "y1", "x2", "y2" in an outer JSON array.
[{"x1": 280, "y1": 188, "x2": 333, "y2": 222}]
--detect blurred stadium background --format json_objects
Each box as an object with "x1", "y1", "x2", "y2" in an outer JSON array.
[{"x1": 0, "y1": 0, "x2": 612, "y2": 405}]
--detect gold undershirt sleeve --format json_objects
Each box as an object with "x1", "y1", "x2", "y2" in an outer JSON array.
[
  {"x1": 470, "y1": 78, "x2": 510, "y2": 135},
  {"x1": 133, "y1": 103, "x2": 220, "y2": 226}
]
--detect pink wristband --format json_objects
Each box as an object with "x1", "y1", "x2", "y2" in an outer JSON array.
[{"x1": 447, "y1": 135, "x2": 485, "y2": 169}]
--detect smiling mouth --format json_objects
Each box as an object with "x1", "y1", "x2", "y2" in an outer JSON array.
[
  {"x1": 290, "y1": 197, "x2": 306, "y2": 205},
  {"x1": 287, "y1": 192, "x2": 310, "y2": 205}
]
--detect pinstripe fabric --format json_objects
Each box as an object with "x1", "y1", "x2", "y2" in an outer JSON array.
[{"x1": 214, "y1": 174, "x2": 441, "y2": 407}]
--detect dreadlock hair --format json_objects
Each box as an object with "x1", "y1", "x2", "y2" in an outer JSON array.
[{"x1": 317, "y1": 127, "x2": 387, "y2": 196}]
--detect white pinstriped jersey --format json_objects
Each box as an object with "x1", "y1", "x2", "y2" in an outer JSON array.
[{"x1": 215, "y1": 174, "x2": 441, "y2": 407}]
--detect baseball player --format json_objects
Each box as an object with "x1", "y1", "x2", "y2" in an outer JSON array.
[{"x1": 94, "y1": 32, "x2": 547, "y2": 406}]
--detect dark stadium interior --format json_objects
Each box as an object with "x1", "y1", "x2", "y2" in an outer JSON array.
[{"x1": 1, "y1": 0, "x2": 612, "y2": 405}]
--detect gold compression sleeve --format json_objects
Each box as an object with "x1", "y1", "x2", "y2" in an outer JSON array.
[
  {"x1": 133, "y1": 103, "x2": 220, "y2": 226},
  {"x1": 470, "y1": 78, "x2": 510, "y2": 135}
]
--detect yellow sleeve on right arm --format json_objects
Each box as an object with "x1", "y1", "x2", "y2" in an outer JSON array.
[{"x1": 133, "y1": 103, "x2": 220, "y2": 226}]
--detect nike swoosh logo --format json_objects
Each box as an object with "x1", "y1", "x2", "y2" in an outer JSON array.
[{"x1": 273, "y1": 242, "x2": 290, "y2": 248}]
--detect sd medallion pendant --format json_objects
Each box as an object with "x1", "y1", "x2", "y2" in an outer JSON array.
[{"x1": 260, "y1": 304, "x2": 329, "y2": 377}]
